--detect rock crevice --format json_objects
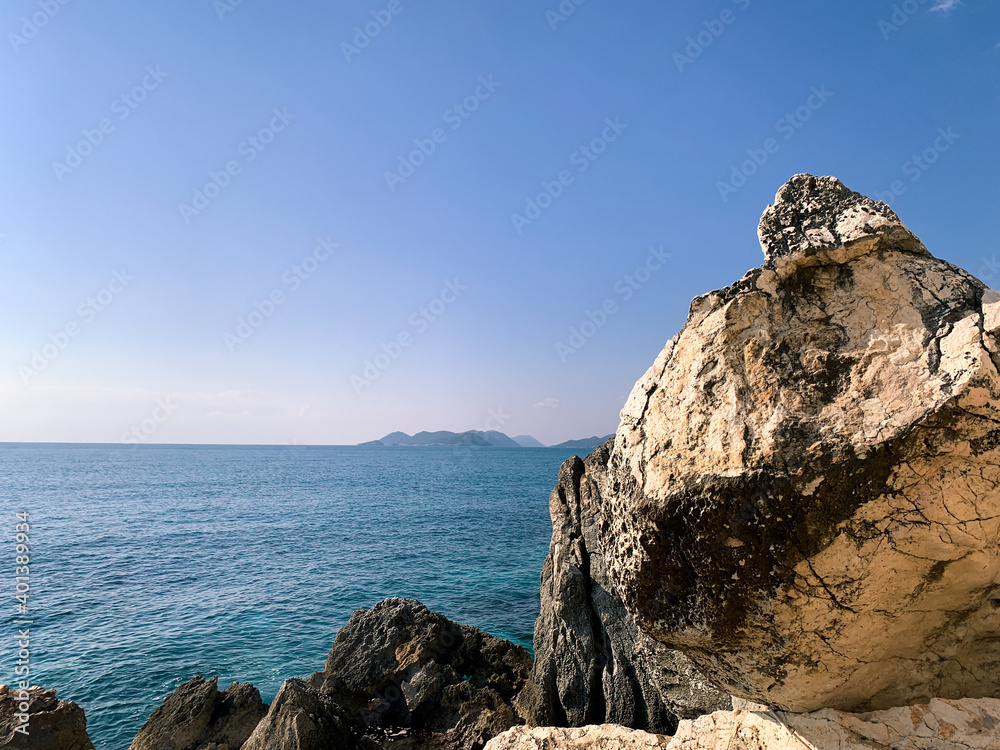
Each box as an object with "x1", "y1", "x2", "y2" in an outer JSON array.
[{"x1": 517, "y1": 441, "x2": 730, "y2": 732}]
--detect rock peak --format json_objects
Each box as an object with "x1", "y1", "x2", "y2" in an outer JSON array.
[{"x1": 757, "y1": 173, "x2": 928, "y2": 270}]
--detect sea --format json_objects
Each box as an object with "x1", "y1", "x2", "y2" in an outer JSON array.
[{"x1": 0, "y1": 443, "x2": 568, "y2": 750}]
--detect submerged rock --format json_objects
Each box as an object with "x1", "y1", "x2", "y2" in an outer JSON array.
[
  {"x1": 0, "y1": 685, "x2": 94, "y2": 750},
  {"x1": 517, "y1": 441, "x2": 729, "y2": 733},
  {"x1": 128, "y1": 675, "x2": 267, "y2": 750},
  {"x1": 604, "y1": 173, "x2": 1000, "y2": 712}
]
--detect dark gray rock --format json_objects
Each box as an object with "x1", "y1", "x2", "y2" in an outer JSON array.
[
  {"x1": 127, "y1": 601, "x2": 530, "y2": 750},
  {"x1": 0, "y1": 685, "x2": 94, "y2": 750},
  {"x1": 516, "y1": 441, "x2": 729, "y2": 733},
  {"x1": 128, "y1": 675, "x2": 267, "y2": 750},
  {"x1": 241, "y1": 678, "x2": 355, "y2": 750},
  {"x1": 311, "y1": 598, "x2": 532, "y2": 750}
]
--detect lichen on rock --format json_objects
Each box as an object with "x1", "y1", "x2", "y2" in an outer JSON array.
[
  {"x1": 517, "y1": 441, "x2": 729, "y2": 733},
  {"x1": 604, "y1": 174, "x2": 1000, "y2": 712}
]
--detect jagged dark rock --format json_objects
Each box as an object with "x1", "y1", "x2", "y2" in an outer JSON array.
[
  {"x1": 310, "y1": 598, "x2": 532, "y2": 750},
  {"x1": 0, "y1": 685, "x2": 94, "y2": 750},
  {"x1": 604, "y1": 173, "x2": 1000, "y2": 712},
  {"x1": 128, "y1": 600, "x2": 530, "y2": 750},
  {"x1": 127, "y1": 675, "x2": 267, "y2": 750},
  {"x1": 516, "y1": 441, "x2": 729, "y2": 734},
  {"x1": 241, "y1": 678, "x2": 356, "y2": 750}
]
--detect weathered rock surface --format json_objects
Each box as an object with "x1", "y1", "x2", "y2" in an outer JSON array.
[
  {"x1": 517, "y1": 441, "x2": 729, "y2": 733},
  {"x1": 241, "y1": 678, "x2": 355, "y2": 750},
  {"x1": 484, "y1": 724, "x2": 670, "y2": 750},
  {"x1": 604, "y1": 173, "x2": 1000, "y2": 712},
  {"x1": 668, "y1": 698, "x2": 1000, "y2": 749},
  {"x1": 488, "y1": 699, "x2": 1000, "y2": 750},
  {"x1": 129, "y1": 600, "x2": 530, "y2": 750},
  {"x1": 310, "y1": 598, "x2": 533, "y2": 750},
  {"x1": 0, "y1": 685, "x2": 94, "y2": 750},
  {"x1": 128, "y1": 675, "x2": 267, "y2": 750}
]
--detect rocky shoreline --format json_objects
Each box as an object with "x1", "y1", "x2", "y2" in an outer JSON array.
[{"x1": 7, "y1": 175, "x2": 1000, "y2": 750}]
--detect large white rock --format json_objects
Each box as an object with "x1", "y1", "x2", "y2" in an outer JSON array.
[
  {"x1": 667, "y1": 699, "x2": 1000, "y2": 749},
  {"x1": 485, "y1": 724, "x2": 672, "y2": 750},
  {"x1": 603, "y1": 174, "x2": 1000, "y2": 711},
  {"x1": 486, "y1": 698, "x2": 1000, "y2": 750}
]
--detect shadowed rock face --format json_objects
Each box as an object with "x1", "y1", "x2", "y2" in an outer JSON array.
[
  {"x1": 0, "y1": 686, "x2": 95, "y2": 750},
  {"x1": 128, "y1": 676, "x2": 268, "y2": 750},
  {"x1": 516, "y1": 441, "x2": 729, "y2": 732},
  {"x1": 311, "y1": 597, "x2": 533, "y2": 750},
  {"x1": 241, "y1": 678, "x2": 355, "y2": 750},
  {"x1": 604, "y1": 174, "x2": 1000, "y2": 712},
  {"x1": 128, "y1": 600, "x2": 530, "y2": 750}
]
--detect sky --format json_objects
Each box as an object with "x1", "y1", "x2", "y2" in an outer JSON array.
[{"x1": 1, "y1": 0, "x2": 998, "y2": 446}]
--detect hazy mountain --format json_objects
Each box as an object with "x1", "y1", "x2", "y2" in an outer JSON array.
[
  {"x1": 549, "y1": 435, "x2": 615, "y2": 453},
  {"x1": 512, "y1": 435, "x2": 546, "y2": 448},
  {"x1": 361, "y1": 430, "x2": 524, "y2": 447},
  {"x1": 360, "y1": 431, "x2": 614, "y2": 451},
  {"x1": 478, "y1": 431, "x2": 523, "y2": 448}
]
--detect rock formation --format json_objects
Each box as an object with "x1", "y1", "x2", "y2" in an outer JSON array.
[
  {"x1": 485, "y1": 724, "x2": 671, "y2": 750},
  {"x1": 310, "y1": 597, "x2": 533, "y2": 750},
  {"x1": 241, "y1": 678, "x2": 355, "y2": 750},
  {"x1": 517, "y1": 441, "x2": 729, "y2": 732},
  {"x1": 604, "y1": 173, "x2": 1000, "y2": 712},
  {"x1": 0, "y1": 685, "x2": 94, "y2": 750},
  {"x1": 128, "y1": 599, "x2": 531, "y2": 750},
  {"x1": 666, "y1": 698, "x2": 1000, "y2": 750},
  {"x1": 487, "y1": 698, "x2": 1000, "y2": 750},
  {"x1": 128, "y1": 676, "x2": 267, "y2": 750}
]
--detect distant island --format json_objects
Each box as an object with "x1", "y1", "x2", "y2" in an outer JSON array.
[{"x1": 359, "y1": 430, "x2": 613, "y2": 452}]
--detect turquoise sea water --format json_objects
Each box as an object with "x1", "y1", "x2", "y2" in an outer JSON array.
[{"x1": 0, "y1": 444, "x2": 566, "y2": 750}]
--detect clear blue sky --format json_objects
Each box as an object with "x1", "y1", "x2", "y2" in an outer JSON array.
[{"x1": 1, "y1": 0, "x2": 997, "y2": 446}]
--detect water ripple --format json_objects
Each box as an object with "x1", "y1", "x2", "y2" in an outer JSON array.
[{"x1": 0, "y1": 444, "x2": 562, "y2": 750}]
